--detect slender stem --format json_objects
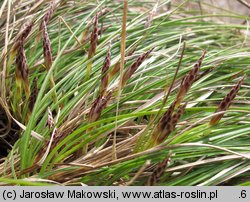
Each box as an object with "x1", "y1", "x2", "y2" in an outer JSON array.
[{"x1": 113, "y1": 0, "x2": 128, "y2": 160}]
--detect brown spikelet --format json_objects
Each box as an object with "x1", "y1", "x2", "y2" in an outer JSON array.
[
  {"x1": 147, "y1": 154, "x2": 171, "y2": 186},
  {"x1": 151, "y1": 100, "x2": 176, "y2": 142},
  {"x1": 170, "y1": 103, "x2": 187, "y2": 127},
  {"x1": 13, "y1": 21, "x2": 33, "y2": 53},
  {"x1": 88, "y1": 14, "x2": 99, "y2": 58},
  {"x1": 42, "y1": 22, "x2": 53, "y2": 70},
  {"x1": 122, "y1": 48, "x2": 153, "y2": 87},
  {"x1": 17, "y1": 21, "x2": 34, "y2": 43},
  {"x1": 100, "y1": 44, "x2": 111, "y2": 95},
  {"x1": 89, "y1": 91, "x2": 112, "y2": 122},
  {"x1": 39, "y1": 2, "x2": 56, "y2": 31},
  {"x1": 80, "y1": 24, "x2": 109, "y2": 45},
  {"x1": 156, "y1": 102, "x2": 187, "y2": 144},
  {"x1": 210, "y1": 77, "x2": 244, "y2": 126},
  {"x1": 16, "y1": 43, "x2": 29, "y2": 82},
  {"x1": 29, "y1": 77, "x2": 38, "y2": 111},
  {"x1": 109, "y1": 46, "x2": 137, "y2": 78},
  {"x1": 15, "y1": 42, "x2": 30, "y2": 97},
  {"x1": 176, "y1": 51, "x2": 206, "y2": 106},
  {"x1": 47, "y1": 107, "x2": 54, "y2": 129},
  {"x1": 86, "y1": 14, "x2": 99, "y2": 80},
  {"x1": 158, "y1": 100, "x2": 177, "y2": 132},
  {"x1": 89, "y1": 94, "x2": 102, "y2": 121},
  {"x1": 98, "y1": 91, "x2": 112, "y2": 114}
]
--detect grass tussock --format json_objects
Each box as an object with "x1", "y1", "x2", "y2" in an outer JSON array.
[{"x1": 0, "y1": 0, "x2": 249, "y2": 186}]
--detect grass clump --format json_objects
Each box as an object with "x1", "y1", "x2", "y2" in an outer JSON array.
[{"x1": 0, "y1": 0, "x2": 249, "y2": 186}]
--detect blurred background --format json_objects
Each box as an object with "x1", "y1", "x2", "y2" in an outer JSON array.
[{"x1": 173, "y1": 0, "x2": 250, "y2": 24}]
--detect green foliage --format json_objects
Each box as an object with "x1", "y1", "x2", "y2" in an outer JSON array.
[{"x1": 0, "y1": 0, "x2": 249, "y2": 185}]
